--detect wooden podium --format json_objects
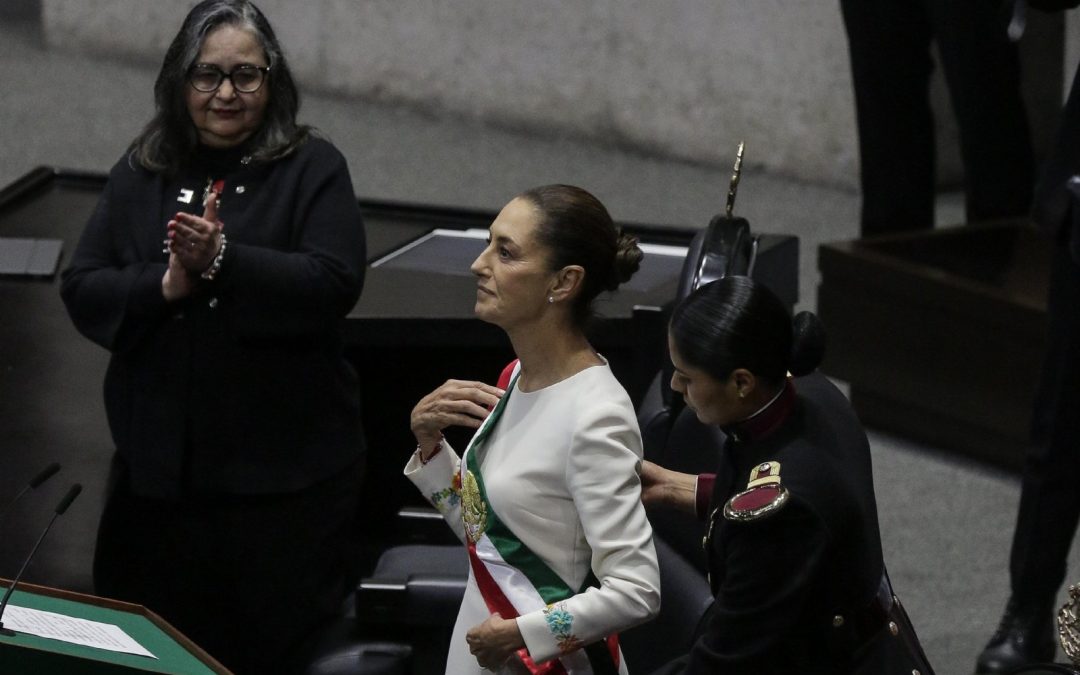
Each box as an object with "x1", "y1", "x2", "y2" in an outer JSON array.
[
  {"x1": 0, "y1": 580, "x2": 230, "y2": 674},
  {"x1": 818, "y1": 220, "x2": 1051, "y2": 469}
]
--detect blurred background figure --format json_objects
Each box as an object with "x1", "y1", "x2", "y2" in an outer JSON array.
[
  {"x1": 976, "y1": 3, "x2": 1080, "y2": 672},
  {"x1": 840, "y1": 0, "x2": 1035, "y2": 236},
  {"x1": 59, "y1": 1, "x2": 367, "y2": 672}
]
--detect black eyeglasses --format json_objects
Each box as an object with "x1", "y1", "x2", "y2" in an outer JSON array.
[{"x1": 188, "y1": 64, "x2": 270, "y2": 93}]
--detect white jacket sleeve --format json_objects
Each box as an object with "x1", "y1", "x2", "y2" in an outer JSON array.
[
  {"x1": 516, "y1": 401, "x2": 661, "y2": 663},
  {"x1": 403, "y1": 440, "x2": 467, "y2": 544}
]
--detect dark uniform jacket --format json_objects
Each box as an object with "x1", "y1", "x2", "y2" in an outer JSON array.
[
  {"x1": 61, "y1": 136, "x2": 366, "y2": 498},
  {"x1": 658, "y1": 373, "x2": 934, "y2": 674}
]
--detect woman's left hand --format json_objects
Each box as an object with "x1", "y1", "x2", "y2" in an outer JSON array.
[
  {"x1": 466, "y1": 612, "x2": 524, "y2": 671},
  {"x1": 168, "y1": 193, "x2": 223, "y2": 275}
]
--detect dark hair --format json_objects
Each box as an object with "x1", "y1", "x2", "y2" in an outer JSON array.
[
  {"x1": 129, "y1": 0, "x2": 309, "y2": 174},
  {"x1": 670, "y1": 275, "x2": 825, "y2": 387},
  {"x1": 516, "y1": 184, "x2": 643, "y2": 327}
]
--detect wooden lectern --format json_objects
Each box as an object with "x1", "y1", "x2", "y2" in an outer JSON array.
[{"x1": 0, "y1": 580, "x2": 231, "y2": 674}]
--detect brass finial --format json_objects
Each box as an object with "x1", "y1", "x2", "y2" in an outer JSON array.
[{"x1": 726, "y1": 141, "x2": 745, "y2": 219}]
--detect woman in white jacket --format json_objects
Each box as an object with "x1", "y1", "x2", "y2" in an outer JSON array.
[{"x1": 405, "y1": 184, "x2": 661, "y2": 674}]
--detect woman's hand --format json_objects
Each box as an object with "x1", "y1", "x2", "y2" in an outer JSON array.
[
  {"x1": 466, "y1": 612, "x2": 524, "y2": 671},
  {"x1": 410, "y1": 379, "x2": 504, "y2": 456},
  {"x1": 162, "y1": 249, "x2": 197, "y2": 302},
  {"x1": 168, "y1": 192, "x2": 223, "y2": 275},
  {"x1": 640, "y1": 460, "x2": 699, "y2": 514}
]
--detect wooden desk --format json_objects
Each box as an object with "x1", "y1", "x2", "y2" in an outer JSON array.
[{"x1": 818, "y1": 220, "x2": 1050, "y2": 469}]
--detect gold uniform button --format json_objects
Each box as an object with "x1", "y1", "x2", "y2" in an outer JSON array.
[
  {"x1": 832, "y1": 615, "x2": 844, "y2": 627},
  {"x1": 889, "y1": 621, "x2": 899, "y2": 636}
]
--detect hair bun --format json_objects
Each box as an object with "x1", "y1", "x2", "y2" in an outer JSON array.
[
  {"x1": 607, "y1": 232, "x2": 643, "y2": 291},
  {"x1": 789, "y1": 311, "x2": 826, "y2": 376}
]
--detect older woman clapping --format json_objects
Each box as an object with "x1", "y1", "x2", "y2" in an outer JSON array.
[{"x1": 61, "y1": 2, "x2": 365, "y2": 672}]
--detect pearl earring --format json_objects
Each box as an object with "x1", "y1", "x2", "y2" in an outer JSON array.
[{"x1": 548, "y1": 296, "x2": 554, "y2": 304}]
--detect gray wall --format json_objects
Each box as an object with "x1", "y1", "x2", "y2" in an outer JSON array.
[{"x1": 39, "y1": 0, "x2": 1074, "y2": 190}]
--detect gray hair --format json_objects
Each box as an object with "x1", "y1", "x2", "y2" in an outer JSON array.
[{"x1": 130, "y1": 0, "x2": 308, "y2": 174}]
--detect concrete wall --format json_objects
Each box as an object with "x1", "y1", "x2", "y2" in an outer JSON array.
[{"x1": 40, "y1": 0, "x2": 1067, "y2": 190}]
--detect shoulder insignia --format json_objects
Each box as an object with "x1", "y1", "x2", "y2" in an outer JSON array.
[{"x1": 723, "y1": 461, "x2": 789, "y2": 522}]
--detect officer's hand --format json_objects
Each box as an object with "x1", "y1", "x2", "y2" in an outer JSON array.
[{"x1": 640, "y1": 460, "x2": 698, "y2": 514}]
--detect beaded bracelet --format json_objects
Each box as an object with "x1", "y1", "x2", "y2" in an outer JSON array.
[{"x1": 200, "y1": 233, "x2": 227, "y2": 281}]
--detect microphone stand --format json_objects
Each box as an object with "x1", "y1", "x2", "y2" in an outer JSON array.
[
  {"x1": 0, "y1": 484, "x2": 82, "y2": 637},
  {"x1": 0, "y1": 462, "x2": 60, "y2": 521}
]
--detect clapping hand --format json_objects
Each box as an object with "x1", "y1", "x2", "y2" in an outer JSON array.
[
  {"x1": 168, "y1": 191, "x2": 224, "y2": 274},
  {"x1": 162, "y1": 192, "x2": 224, "y2": 301}
]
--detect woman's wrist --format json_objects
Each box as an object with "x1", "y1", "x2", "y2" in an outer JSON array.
[
  {"x1": 664, "y1": 470, "x2": 700, "y2": 514},
  {"x1": 161, "y1": 267, "x2": 190, "y2": 302},
  {"x1": 414, "y1": 434, "x2": 444, "y2": 463},
  {"x1": 200, "y1": 232, "x2": 227, "y2": 281}
]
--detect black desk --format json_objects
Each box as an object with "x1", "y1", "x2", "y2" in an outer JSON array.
[{"x1": 0, "y1": 167, "x2": 798, "y2": 588}]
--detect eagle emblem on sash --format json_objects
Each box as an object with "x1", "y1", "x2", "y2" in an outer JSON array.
[{"x1": 461, "y1": 469, "x2": 488, "y2": 542}]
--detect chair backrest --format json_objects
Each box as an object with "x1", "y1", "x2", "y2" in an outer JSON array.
[
  {"x1": 619, "y1": 536, "x2": 714, "y2": 673},
  {"x1": 636, "y1": 214, "x2": 758, "y2": 574},
  {"x1": 643, "y1": 403, "x2": 728, "y2": 574},
  {"x1": 643, "y1": 215, "x2": 759, "y2": 444},
  {"x1": 676, "y1": 213, "x2": 756, "y2": 302}
]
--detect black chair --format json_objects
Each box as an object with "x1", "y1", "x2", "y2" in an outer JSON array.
[
  {"x1": 635, "y1": 212, "x2": 760, "y2": 574},
  {"x1": 620, "y1": 536, "x2": 714, "y2": 673},
  {"x1": 640, "y1": 214, "x2": 759, "y2": 449},
  {"x1": 642, "y1": 403, "x2": 727, "y2": 574},
  {"x1": 304, "y1": 630, "x2": 412, "y2": 675},
  {"x1": 303, "y1": 506, "x2": 466, "y2": 675}
]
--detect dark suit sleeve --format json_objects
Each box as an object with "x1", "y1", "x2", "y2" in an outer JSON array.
[
  {"x1": 60, "y1": 164, "x2": 172, "y2": 354},
  {"x1": 215, "y1": 142, "x2": 366, "y2": 339},
  {"x1": 680, "y1": 500, "x2": 831, "y2": 673}
]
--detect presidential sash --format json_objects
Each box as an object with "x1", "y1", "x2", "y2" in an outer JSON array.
[{"x1": 460, "y1": 362, "x2": 620, "y2": 675}]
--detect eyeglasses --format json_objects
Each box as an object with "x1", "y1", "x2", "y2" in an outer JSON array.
[{"x1": 188, "y1": 64, "x2": 270, "y2": 93}]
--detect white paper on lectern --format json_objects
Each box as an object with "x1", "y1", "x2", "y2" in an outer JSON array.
[{"x1": 3, "y1": 604, "x2": 157, "y2": 659}]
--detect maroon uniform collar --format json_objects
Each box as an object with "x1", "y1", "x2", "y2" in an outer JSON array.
[{"x1": 723, "y1": 378, "x2": 796, "y2": 443}]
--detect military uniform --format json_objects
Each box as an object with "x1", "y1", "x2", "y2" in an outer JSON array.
[{"x1": 654, "y1": 372, "x2": 935, "y2": 674}]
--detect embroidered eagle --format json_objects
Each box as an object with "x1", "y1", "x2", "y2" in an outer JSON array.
[{"x1": 461, "y1": 469, "x2": 488, "y2": 542}]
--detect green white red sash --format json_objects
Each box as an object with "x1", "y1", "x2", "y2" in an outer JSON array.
[{"x1": 459, "y1": 361, "x2": 619, "y2": 675}]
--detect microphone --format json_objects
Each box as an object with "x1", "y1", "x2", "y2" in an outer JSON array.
[
  {"x1": 0, "y1": 483, "x2": 82, "y2": 637},
  {"x1": 0, "y1": 463, "x2": 61, "y2": 521}
]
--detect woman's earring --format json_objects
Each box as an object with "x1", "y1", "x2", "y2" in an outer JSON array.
[{"x1": 548, "y1": 296, "x2": 554, "y2": 304}]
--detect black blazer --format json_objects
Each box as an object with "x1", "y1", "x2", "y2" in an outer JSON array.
[{"x1": 61, "y1": 137, "x2": 367, "y2": 498}]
